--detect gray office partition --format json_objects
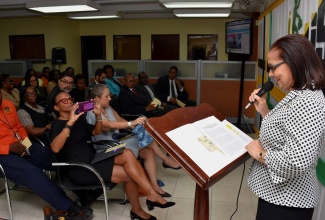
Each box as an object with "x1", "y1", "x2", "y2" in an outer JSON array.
[
  {"x1": 200, "y1": 61, "x2": 256, "y2": 80},
  {"x1": 142, "y1": 60, "x2": 197, "y2": 79},
  {"x1": 0, "y1": 61, "x2": 27, "y2": 77},
  {"x1": 87, "y1": 60, "x2": 140, "y2": 84}
]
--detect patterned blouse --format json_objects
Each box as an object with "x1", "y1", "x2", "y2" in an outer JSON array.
[{"x1": 247, "y1": 89, "x2": 325, "y2": 208}]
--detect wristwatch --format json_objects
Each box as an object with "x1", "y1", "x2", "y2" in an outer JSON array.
[{"x1": 64, "y1": 124, "x2": 72, "y2": 129}]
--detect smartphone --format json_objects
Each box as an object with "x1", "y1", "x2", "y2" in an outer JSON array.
[{"x1": 76, "y1": 100, "x2": 94, "y2": 114}]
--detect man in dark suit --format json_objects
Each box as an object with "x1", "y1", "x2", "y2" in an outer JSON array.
[
  {"x1": 155, "y1": 66, "x2": 196, "y2": 107},
  {"x1": 89, "y1": 68, "x2": 106, "y2": 87},
  {"x1": 119, "y1": 73, "x2": 166, "y2": 118},
  {"x1": 135, "y1": 71, "x2": 177, "y2": 112}
]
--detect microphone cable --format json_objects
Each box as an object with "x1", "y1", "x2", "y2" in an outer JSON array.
[
  {"x1": 230, "y1": 108, "x2": 251, "y2": 220},
  {"x1": 229, "y1": 161, "x2": 246, "y2": 220}
]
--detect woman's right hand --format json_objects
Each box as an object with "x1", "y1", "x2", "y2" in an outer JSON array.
[
  {"x1": 132, "y1": 116, "x2": 147, "y2": 126},
  {"x1": 67, "y1": 103, "x2": 84, "y2": 126},
  {"x1": 248, "y1": 89, "x2": 270, "y2": 118},
  {"x1": 9, "y1": 141, "x2": 27, "y2": 155}
]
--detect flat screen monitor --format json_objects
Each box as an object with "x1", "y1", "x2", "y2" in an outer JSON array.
[{"x1": 225, "y1": 18, "x2": 253, "y2": 55}]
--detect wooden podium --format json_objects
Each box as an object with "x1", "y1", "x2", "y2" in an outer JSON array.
[{"x1": 145, "y1": 103, "x2": 250, "y2": 220}]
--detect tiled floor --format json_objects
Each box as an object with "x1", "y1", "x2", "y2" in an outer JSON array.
[{"x1": 0, "y1": 134, "x2": 258, "y2": 220}]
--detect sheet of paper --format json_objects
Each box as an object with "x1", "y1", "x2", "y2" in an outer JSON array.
[
  {"x1": 176, "y1": 99, "x2": 186, "y2": 107},
  {"x1": 194, "y1": 116, "x2": 250, "y2": 156},
  {"x1": 166, "y1": 116, "x2": 252, "y2": 177},
  {"x1": 151, "y1": 98, "x2": 160, "y2": 107},
  {"x1": 21, "y1": 137, "x2": 32, "y2": 149}
]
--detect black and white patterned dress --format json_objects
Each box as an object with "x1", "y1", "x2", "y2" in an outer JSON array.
[{"x1": 247, "y1": 89, "x2": 325, "y2": 208}]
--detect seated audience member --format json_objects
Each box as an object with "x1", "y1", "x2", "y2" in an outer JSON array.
[
  {"x1": 18, "y1": 86, "x2": 54, "y2": 146},
  {"x1": 87, "y1": 84, "x2": 178, "y2": 196},
  {"x1": 23, "y1": 74, "x2": 47, "y2": 106},
  {"x1": 21, "y1": 69, "x2": 44, "y2": 87},
  {"x1": 103, "y1": 64, "x2": 122, "y2": 98},
  {"x1": 0, "y1": 89, "x2": 92, "y2": 219},
  {"x1": 65, "y1": 67, "x2": 75, "y2": 76},
  {"x1": 119, "y1": 73, "x2": 166, "y2": 118},
  {"x1": 50, "y1": 91, "x2": 175, "y2": 220},
  {"x1": 47, "y1": 69, "x2": 61, "y2": 95},
  {"x1": 41, "y1": 66, "x2": 50, "y2": 88},
  {"x1": 70, "y1": 74, "x2": 87, "y2": 103},
  {"x1": 90, "y1": 68, "x2": 106, "y2": 87},
  {"x1": 135, "y1": 71, "x2": 177, "y2": 112},
  {"x1": 155, "y1": 66, "x2": 196, "y2": 107},
  {"x1": 0, "y1": 74, "x2": 20, "y2": 109},
  {"x1": 47, "y1": 71, "x2": 74, "y2": 114}
]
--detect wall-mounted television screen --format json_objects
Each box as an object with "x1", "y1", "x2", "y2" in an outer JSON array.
[{"x1": 225, "y1": 18, "x2": 253, "y2": 55}]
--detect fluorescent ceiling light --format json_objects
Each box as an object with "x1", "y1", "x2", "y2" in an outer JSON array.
[
  {"x1": 26, "y1": 0, "x2": 99, "y2": 13},
  {"x1": 68, "y1": 11, "x2": 120, "y2": 19},
  {"x1": 160, "y1": 0, "x2": 233, "y2": 8},
  {"x1": 174, "y1": 9, "x2": 230, "y2": 17}
]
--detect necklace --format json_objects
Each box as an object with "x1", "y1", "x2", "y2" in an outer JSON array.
[{"x1": 101, "y1": 108, "x2": 109, "y2": 118}]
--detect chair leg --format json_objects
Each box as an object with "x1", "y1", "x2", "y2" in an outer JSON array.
[{"x1": 0, "y1": 165, "x2": 13, "y2": 220}]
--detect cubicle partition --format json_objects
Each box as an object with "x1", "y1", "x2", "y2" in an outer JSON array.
[
  {"x1": 0, "y1": 60, "x2": 27, "y2": 85},
  {"x1": 87, "y1": 60, "x2": 256, "y2": 121}
]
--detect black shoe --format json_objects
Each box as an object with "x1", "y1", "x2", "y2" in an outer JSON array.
[
  {"x1": 146, "y1": 199, "x2": 175, "y2": 211},
  {"x1": 79, "y1": 188, "x2": 103, "y2": 206},
  {"x1": 67, "y1": 202, "x2": 93, "y2": 220},
  {"x1": 162, "y1": 162, "x2": 181, "y2": 170},
  {"x1": 130, "y1": 210, "x2": 156, "y2": 220},
  {"x1": 158, "y1": 192, "x2": 171, "y2": 198}
]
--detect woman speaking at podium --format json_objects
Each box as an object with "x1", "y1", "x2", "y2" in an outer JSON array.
[{"x1": 245, "y1": 34, "x2": 325, "y2": 220}]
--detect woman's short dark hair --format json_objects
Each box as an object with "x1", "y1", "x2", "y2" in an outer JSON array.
[
  {"x1": 74, "y1": 74, "x2": 86, "y2": 84},
  {"x1": 49, "y1": 69, "x2": 61, "y2": 82},
  {"x1": 19, "y1": 85, "x2": 37, "y2": 108},
  {"x1": 25, "y1": 75, "x2": 39, "y2": 87},
  {"x1": 103, "y1": 65, "x2": 115, "y2": 75},
  {"x1": 90, "y1": 84, "x2": 107, "y2": 99},
  {"x1": 270, "y1": 34, "x2": 325, "y2": 90},
  {"x1": 0, "y1": 74, "x2": 10, "y2": 86}
]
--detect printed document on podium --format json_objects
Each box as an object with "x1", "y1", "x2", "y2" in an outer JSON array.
[{"x1": 166, "y1": 116, "x2": 252, "y2": 177}]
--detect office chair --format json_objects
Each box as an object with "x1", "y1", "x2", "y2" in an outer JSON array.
[
  {"x1": 52, "y1": 140, "x2": 127, "y2": 220},
  {"x1": 0, "y1": 164, "x2": 13, "y2": 220}
]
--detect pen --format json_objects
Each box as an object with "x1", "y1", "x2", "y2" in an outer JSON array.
[{"x1": 24, "y1": 147, "x2": 30, "y2": 156}]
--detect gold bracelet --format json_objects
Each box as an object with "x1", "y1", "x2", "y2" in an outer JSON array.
[
  {"x1": 62, "y1": 128, "x2": 70, "y2": 137},
  {"x1": 96, "y1": 119, "x2": 102, "y2": 122}
]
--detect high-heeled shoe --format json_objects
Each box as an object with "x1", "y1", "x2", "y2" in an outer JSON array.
[
  {"x1": 130, "y1": 210, "x2": 156, "y2": 220},
  {"x1": 146, "y1": 199, "x2": 176, "y2": 211},
  {"x1": 162, "y1": 162, "x2": 181, "y2": 170},
  {"x1": 158, "y1": 191, "x2": 171, "y2": 198}
]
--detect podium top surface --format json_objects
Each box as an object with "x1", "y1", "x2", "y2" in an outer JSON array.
[{"x1": 145, "y1": 103, "x2": 249, "y2": 190}]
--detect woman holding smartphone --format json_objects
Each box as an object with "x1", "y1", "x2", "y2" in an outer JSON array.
[{"x1": 50, "y1": 91, "x2": 175, "y2": 220}]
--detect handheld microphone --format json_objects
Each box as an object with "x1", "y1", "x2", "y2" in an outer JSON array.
[{"x1": 244, "y1": 81, "x2": 274, "y2": 110}]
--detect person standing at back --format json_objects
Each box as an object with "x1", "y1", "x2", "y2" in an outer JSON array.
[{"x1": 246, "y1": 34, "x2": 325, "y2": 220}]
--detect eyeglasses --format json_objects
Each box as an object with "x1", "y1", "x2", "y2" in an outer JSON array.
[
  {"x1": 60, "y1": 79, "x2": 74, "y2": 86},
  {"x1": 126, "y1": 79, "x2": 135, "y2": 83},
  {"x1": 55, "y1": 97, "x2": 74, "y2": 105},
  {"x1": 25, "y1": 92, "x2": 37, "y2": 97},
  {"x1": 268, "y1": 61, "x2": 285, "y2": 72}
]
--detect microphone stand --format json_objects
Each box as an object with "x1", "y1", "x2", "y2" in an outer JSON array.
[{"x1": 236, "y1": 55, "x2": 247, "y2": 128}]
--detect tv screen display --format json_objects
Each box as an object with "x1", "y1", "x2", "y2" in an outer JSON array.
[{"x1": 225, "y1": 18, "x2": 252, "y2": 55}]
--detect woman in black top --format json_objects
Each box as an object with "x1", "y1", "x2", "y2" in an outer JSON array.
[
  {"x1": 17, "y1": 85, "x2": 53, "y2": 146},
  {"x1": 50, "y1": 91, "x2": 175, "y2": 220}
]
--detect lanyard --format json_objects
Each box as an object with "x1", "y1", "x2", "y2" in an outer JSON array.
[{"x1": 0, "y1": 108, "x2": 21, "y2": 140}]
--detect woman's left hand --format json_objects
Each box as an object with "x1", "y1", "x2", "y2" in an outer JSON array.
[
  {"x1": 92, "y1": 99, "x2": 101, "y2": 115},
  {"x1": 245, "y1": 140, "x2": 263, "y2": 161}
]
